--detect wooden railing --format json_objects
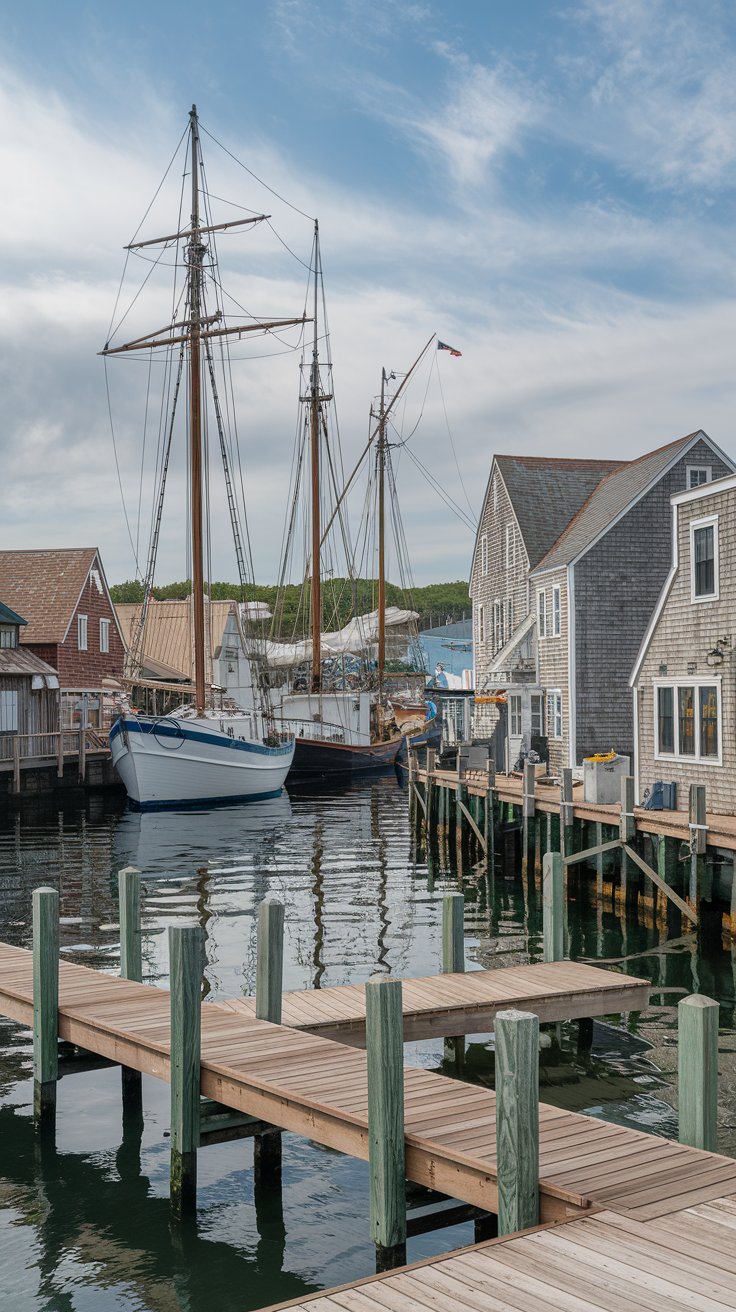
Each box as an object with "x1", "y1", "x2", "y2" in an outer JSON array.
[{"x1": 0, "y1": 728, "x2": 110, "y2": 791}]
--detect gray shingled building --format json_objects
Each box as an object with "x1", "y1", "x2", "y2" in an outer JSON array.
[{"x1": 470, "y1": 430, "x2": 734, "y2": 774}]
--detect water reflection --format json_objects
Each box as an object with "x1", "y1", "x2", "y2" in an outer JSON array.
[{"x1": 0, "y1": 777, "x2": 735, "y2": 1310}]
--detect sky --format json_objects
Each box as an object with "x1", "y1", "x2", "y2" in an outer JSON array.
[{"x1": 4, "y1": 0, "x2": 736, "y2": 588}]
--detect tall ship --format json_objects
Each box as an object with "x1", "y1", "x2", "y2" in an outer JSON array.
[{"x1": 103, "y1": 106, "x2": 297, "y2": 807}]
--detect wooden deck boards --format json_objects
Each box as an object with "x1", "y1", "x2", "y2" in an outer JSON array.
[
  {"x1": 264, "y1": 1199, "x2": 736, "y2": 1311},
  {"x1": 220, "y1": 959, "x2": 650, "y2": 1044},
  {"x1": 2, "y1": 940, "x2": 735, "y2": 1225}
]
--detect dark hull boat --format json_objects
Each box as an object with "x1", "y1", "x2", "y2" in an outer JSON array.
[{"x1": 289, "y1": 732, "x2": 403, "y2": 777}]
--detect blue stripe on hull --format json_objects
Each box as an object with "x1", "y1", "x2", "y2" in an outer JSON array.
[
  {"x1": 128, "y1": 787, "x2": 284, "y2": 813},
  {"x1": 110, "y1": 715, "x2": 293, "y2": 757}
]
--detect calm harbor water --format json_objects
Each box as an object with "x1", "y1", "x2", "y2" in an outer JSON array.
[{"x1": 1, "y1": 774, "x2": 735, "y2": 1311}]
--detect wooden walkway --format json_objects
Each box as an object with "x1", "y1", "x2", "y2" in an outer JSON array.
[
  {"x1": 266, "y1": 1198, "x2": 736, "y2": 1311},
  {"x1": 222, "y1": 960, "x2": 650, "y2": 1044},
  {"x1": 426, "y1": 766, "x2": 736, "y2": 851},
  {"x1": 2, "y1": 941, "x2": 736, "y2": 1225}
]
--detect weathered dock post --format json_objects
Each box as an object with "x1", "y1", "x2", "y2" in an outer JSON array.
[
  {"x1": 118, "y1": 866, "x2": 143, "y2": 1115},
  {"x1": 484, "y1": 761, "x2": 495, "y2": 872},
  {"x1": 442, "y1": 892, "x2": 465, "y2": 974},
  {"x1": 32, "y1": 886, "x2": 59, "y2": 1125},
  {"x1": 255, "y1": 896, "x2": 285, "y2": 1181},
  {"x1": 542, "y1": 852, "x2": 564, "y2": 963},
  {"x1": 560, "y1": 768, "x2": 575, "y2": 860},
  {"x1": 495, "y1": 1009, "x2": 539, "y2": 1236},
  {"x1": 678, "y1": 993, "x2": 719, "y2": 1152},
  {"x1": 256, "y1": 896, "x2": 285, "y2": 1025},
  {"x1": 522, "y1": 760, "x2": 536, "y2": 879},
  {"x1": 689, "y1": 784, "x2": 707, "y2": 911},
  {"x1": 366, "y1": 975, "x2": 406, "y2": 1271},
  {"x1": 618, "y1": 776, "x2": 636, "y2": 906},
  {"x1": 169, "y1": 924, "x2": 203, "y2": 1213}
]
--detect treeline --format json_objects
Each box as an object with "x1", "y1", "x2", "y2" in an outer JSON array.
[{"x1": 109, "y1": 577, "x2": 470, "y2": 637}]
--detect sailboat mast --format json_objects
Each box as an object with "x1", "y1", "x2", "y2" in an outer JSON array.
[
  {"x1": 310, "y1": 223, "x2": 321, "y2": 693},
  {"x1": 188, "y1": 104, "x2": 206, "y2": 716},
  {"x1": 377, "y1": 366, "x2": 387, "y2": 696}
]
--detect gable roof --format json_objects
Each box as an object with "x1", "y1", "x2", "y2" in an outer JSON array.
[
  {"x1": 0, "y1": 549, "x2": 104, "y2": 643},
  {"x1": 494, "y1": 456, "x2": 624, "y2": 569},
  {"x1": 115, "y1": 600, "x2": 240, "y2": 681},
  {"x1": 530, "y1": 431, "x2": 730, "y2": 575},
  {"x1": 0, "y1": 602, "x2": 27, "y2": 626}
]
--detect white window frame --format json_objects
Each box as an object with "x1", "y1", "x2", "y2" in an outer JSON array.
[
  {"x1": 477, "y1": 603, "x2": 485, "y2": 645},
  {"x1": 537, "y1": 589, "x2": 547, "y2": 639},
  {"x1": 504, "y1": 596, "x2": 513, "y2": 640},
  {"x1": 509, "y1": 693, "x2": 522, "y2": 737},
  {"x1": 99, "y1": 618, "x2": 110, "y2": 654},
  {"x1": 552, "y1": 584, "x2": 561, "y2": 637},
  {"x1": 653, "y1": 677, "x2": 722, "y2": 765},
  {"x1": 505, "y1": 523, "x2": 515, "y2": 570},
  {"x1": 77, "y1": 614, "x2": 88, "y2": 651},
  {"x1": 530, "y1": 693, "x2": 544, "y2": 737},
  {"x1": 0, "y1": 690, "x2": 18, "y2": 733},
  {"x1": 481, "y1": 533, "x2": 488, "y2": 577},
  {"x1": 547, "y1": 689, "x2": 562, "y2": 739},
  {"x1": 690, "y1": 513, "x2": 719, "y2": 602},
  {"x1": 687, "y1": 465, "x2": 712, "y2": 489}
]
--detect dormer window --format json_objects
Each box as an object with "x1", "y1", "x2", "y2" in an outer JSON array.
[{"x1": 0, "y1": 625, "x2": 18, "y2": 649}]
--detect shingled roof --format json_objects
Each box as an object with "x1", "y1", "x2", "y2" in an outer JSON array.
[
  {"x1": 0, "y1": 549, "x2": 102, "y2": 643},
  {"x1": 495, "y1": 456, "x2": 623, "y2": 569},
  {"x1": 530, "y1": 432, "x2": 708, "y2": 574}
]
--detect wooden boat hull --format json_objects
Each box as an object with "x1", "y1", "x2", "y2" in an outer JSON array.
[{"x1": 289, "y1": 733, "x2": 403, "y2": 777}]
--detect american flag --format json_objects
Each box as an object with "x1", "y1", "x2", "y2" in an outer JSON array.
[{"x1": 437, "y1": 340, "x2": 462, "y2": 357}]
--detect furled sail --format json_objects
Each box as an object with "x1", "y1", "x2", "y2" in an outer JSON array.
[{"x1": 264, "y1": 605, "x2": 419, "y2": 668}]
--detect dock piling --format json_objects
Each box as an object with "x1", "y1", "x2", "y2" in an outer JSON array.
[
  {"x1": 366, "y1": 974, "x2": 406, "y2": 1271},
  {"x1": 678, "y1": 993, "x2": 719, "y2": 1152},
  {"x1": 442, "y1": 892, "x2": 465, "y2": 974},
  {"x1": 495, "y1": 1009, "x2": 539, "y2": 1235},
  {"x1": 542, "y1": 852, "x2": 564, "y2": 963},
  {"x1": 169, "y1": 924, "x2": 203, "y2": 1213},
  {"x1": 118, "y1": 866, "x2": 143, "y2": 1112},
  {"x1": 689, "y1": 784, "x2": 707, "y2": 908},
  {"x1": 256, "y1": 896, "x2": 285, "y2": 1025},
  {"x1": 32, "y1": 886, "x2": 59, "y2": 1124}
]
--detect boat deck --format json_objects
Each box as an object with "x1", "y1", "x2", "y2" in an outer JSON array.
[
  {"x1": 221, "y1": 960, "x2": 650, "y2": 1044},
  {"x1": 2, "y1": 941, "x2": 736, "y2": 1225}
]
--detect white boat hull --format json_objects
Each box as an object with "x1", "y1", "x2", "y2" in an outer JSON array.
[{"x1": 109, "y1": 714, "x2": 294, "y2": 809}]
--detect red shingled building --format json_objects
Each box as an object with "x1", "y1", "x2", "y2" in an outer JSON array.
[{"x1": 0, "y1": 549, "x2": 125, "y2": 729}]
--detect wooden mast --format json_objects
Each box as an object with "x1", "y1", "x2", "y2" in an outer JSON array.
[
  {"x1": 188, "y1": 105, "x2": 206, "y2": 716},
  {"x1": 377, "y1": 367, "x2": 387, "y2": 700},
  {"x1": 310, "y1": 223, "x2": 321, "y2": 693}
]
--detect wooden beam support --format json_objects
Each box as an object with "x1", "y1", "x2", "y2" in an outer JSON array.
[
  {"x1": 256, "y1": 896, "x2": 284, "y2": 1025},
  {"x1": 622, "y1": 843, "x2": 697, "y2": 924},
  {"x1": 678, "y1": 993, "x2": 719, "y2": 1152},
  {"x1": 32, "y1": 886, "x2": 59, "y2": 1124},
  {"x1": 366, "y1": 975, "x2": 406, "y2": 1270},
  {"x1": 495, "y1": 1009, "x2": 539, "y2": 1236},
  {"x1": 564, "y1": 838, "x2": 622, "y2": 867},
  {"x1": 169, "y1": 924, "x2": 203, "y2": 1213},
  {"x1": 457, "y1": 797, "x2": 486, "y2": 852}
]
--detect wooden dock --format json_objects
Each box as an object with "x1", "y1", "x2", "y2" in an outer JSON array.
[
  {"x1": 265, "y1": 1198, "x2": 736, "y2": 1311},
  {"x1": 222, "y1": 960, "x2": 650, "y2": 1045},
  {"x1": 2, "y1": 939, "x2": 735, "y2": 1225}
]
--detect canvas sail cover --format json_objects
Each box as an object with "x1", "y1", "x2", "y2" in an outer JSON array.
[{"x1": 263, "y1": 605, "x2": 419, "y2": 668}]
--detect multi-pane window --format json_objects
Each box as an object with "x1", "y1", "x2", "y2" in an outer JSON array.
[
  {"x1": 509, "y1": 694, "x2": 522, "y2": 737},
  {"x1": 552, "y1": 585, "x2": 561, "y2": 637},
  {"x1": 504, "y1": 597, "x2": 513, "y2": 639},
  {"x1": 537, "y1": 590, "x2": 547, "y2": 638},
  {"x1": 481, "y1": 534, "x2": 488, "y2": 576},
  {"x1": 505, "y1": 523, "x2": 515, "y2": 570},
  {"x1": 530, "y1": 693, "x2": 544, "y2": 736},
  {"x1": 477, "y1": 604, "x2": 485, "y2": 644},
  {"x1": 0, "y1": 625, "x2": 17, "y2": 649},
  {"x1": 656, "y1": 681, "x2": 720, "y2": 761},
  {"x1": 0, "y1": 690, "x2": 18, "y2": 732},
  {"x1": 547, "y1": 691, "x2": 562, "y2": 739},
  {"x1": 99, "y1": 618, "x2": 110, "y2": 654},
  {"x1": 687, "y1": 466, "x2": 711, "y2": 488},
  {"x1": 493, "y1": 601, "x2": 502, "y2": 650},
  {"x1": 691, "y1": 517, "x2": 718, "y2": 599},
  {"x1": 77, "y1": 614, "x2": 88, "y2": 651}
]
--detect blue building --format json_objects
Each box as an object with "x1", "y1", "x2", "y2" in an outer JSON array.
[{"x1": 418, "y1": 619, "x2": 473, "y2": 684}]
